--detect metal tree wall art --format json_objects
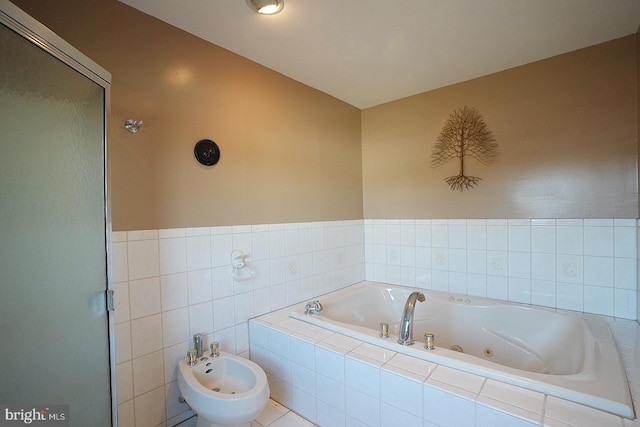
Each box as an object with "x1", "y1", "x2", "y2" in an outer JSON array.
[{"x1": 430, "y1": 106, "x2": 499, "y2": 191}]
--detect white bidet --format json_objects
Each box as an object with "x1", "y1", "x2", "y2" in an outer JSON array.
[{"x1": 177, "y1": 350, "x2": 270, "y2": 427}]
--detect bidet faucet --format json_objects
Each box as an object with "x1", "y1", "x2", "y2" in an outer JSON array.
[
  {"x1": 193, "y1": 333, "x2": 204, "y2": 358},
  {"x1": 397, "y1": 291, "x2": 425, "y2": 345}
]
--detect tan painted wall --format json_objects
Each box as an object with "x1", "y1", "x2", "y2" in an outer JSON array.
[
  {"x1": 362, "y1": 36, "x2": 639, "y2": 219},
  {"x1": 12, "y1": 0, "x2": 363, "y2": 231},
  {"x1": 10, "y1": 1, "x2": 640, "y2": 226}
]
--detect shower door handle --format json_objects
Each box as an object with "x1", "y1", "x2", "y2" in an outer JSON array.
[{"x1": 106, "y1": 290, "x2": 115, "y2": 312}]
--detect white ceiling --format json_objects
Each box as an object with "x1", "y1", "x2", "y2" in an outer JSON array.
[{"x1": 119, "y1": 0, "x2": 640, "y2": 109}]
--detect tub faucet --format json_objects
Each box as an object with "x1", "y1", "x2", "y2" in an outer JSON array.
[
  {"x1": 397, "y1": 292, "x2": 425, "y2": 345},
  {"x1": 304, "y1": 300, "x2": 323, "y2": 315}
]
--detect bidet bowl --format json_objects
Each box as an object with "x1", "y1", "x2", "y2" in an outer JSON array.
[{"x1": 177, "y1": 351, "x2": 269, "y2": 427}]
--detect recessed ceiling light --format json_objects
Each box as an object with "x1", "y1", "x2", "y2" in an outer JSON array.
[{"x1": 246, "y1": 0, "x2": 284, "y2": 15}]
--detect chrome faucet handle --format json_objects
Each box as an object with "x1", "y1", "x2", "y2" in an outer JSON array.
[
  {"x1": 187, "y1": 348, "x2": 197, "y2": 366},
  {"x1": 210, "y1": 341, "x2": 220, "y2": 357},
  {"x1": 304, "y1": 300, "x2": 323, "y2": 315},
  {"x1": 379, "y1": 322, "x2": 390, "y2": 338},
  {"x1": 424, "y1": 332, "x2": 435, "y2": 350}
]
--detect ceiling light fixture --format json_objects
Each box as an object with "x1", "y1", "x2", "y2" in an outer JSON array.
[{"x1": 246, "y1": 0, "x2": 284, "y2": 15}]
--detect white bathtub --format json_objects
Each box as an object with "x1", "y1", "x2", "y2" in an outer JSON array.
[{"x1": 289, "y1": 281, "x2": 634, "y2": 418}]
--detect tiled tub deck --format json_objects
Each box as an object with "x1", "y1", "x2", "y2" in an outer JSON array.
[{"x1": 249, "y1": 309, "x2": 640, "y2": 427}]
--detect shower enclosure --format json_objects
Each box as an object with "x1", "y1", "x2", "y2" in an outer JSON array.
[{"x1": 0, "y1": 1, "x2": 114, "y2": 425}]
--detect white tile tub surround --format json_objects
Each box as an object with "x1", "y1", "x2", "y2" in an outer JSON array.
[
  {"x1": 111, "y1": 221, "x2": 365, "y2": 427},
  {"x1": 250, "y1": 311, "x2": 640, "y2": 427},
  {"x1": 365, "y1": 219, "x2": 638, "y2": 320}
]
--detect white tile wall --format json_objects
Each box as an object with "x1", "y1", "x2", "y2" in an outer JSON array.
[
  {"x1": 113, "y1": 217, "x2": 639, "y2": 426},
  {"x1": 111, "y1": 220, "x2": 365, "y2": 427},
  {"x1": 365, "y1": 219, "x2": 638, "y2": 319}
]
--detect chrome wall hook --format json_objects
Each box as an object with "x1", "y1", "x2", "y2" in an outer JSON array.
[{"x1": 124, "y1": 118, "x2": 143, "y2": 133}]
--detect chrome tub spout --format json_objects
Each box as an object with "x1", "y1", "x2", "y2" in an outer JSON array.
[{"x1": 397, "y1": 291, "x2": 425, "y2": 345}]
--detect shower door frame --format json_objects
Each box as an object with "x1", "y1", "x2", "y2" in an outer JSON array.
[{"x1": 0, "y1": 0, "x2": 116, "y2": 424}]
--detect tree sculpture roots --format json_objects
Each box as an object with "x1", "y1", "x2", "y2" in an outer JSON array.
[{"x1": 444, "y1": 175, "x2": 481, "y2": 191}]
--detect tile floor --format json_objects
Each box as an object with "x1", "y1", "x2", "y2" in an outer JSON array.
[{"x1": 175, "y1": 399, "x2": 314, "y2": 427}]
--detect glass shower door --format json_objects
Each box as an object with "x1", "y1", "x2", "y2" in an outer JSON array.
[{"x1": 0, "y1": 3, "x2": 112, "y2": 426}]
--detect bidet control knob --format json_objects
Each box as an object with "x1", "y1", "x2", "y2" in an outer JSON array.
[
  {"x1": 187, "y1": 348, "x2": 197, "y2": 366},
  {"x1": 210, "y1": 341, "x2": 220, "y2": 357}
]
